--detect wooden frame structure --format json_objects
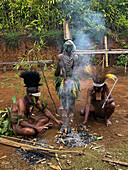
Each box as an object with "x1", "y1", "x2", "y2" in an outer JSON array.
[
  {"x1": 75, "y1": 49, "x2": 128, "y2": 73},
  {"x1": 0, "y1": 60, "x2": 53, "y2": 72},
  {"x1": 63, "y1": 23, "x2": 128, "y2": 73}
]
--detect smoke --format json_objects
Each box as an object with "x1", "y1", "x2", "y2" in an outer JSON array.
[
  {"x1": 73, "y1": 30, "x2": 92, "y2": 50},
  {"x1": 58, "y1": 2, "x2": 107, "y2": 122},
  {"x1": 72, "y1": 12, "x2": 106, "y2": 50},
  {"x1": 70, "y1": 12, "x2": 106, "y2": 79}
]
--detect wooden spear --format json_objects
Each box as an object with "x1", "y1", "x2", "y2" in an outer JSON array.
[{"x1": 102, "y1": 78, "x2": 118, "y2": 108}]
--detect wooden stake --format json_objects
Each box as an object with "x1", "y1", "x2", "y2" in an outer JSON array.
[
  {"x1": 63, "y1": 20, "x2": 71, "y2": 40},
  {"x1": 102, "y1": 158, "x2": 128, "y2": 167},
  {"x1": 102, "y1": 55, "x2": 105, "y2": 69},
  {"x1": 125, "y1": 55, "x2": 127, "y2": 74},
  {"x1": 104, "y1": 36, "x2": 108, "y2": 67}
]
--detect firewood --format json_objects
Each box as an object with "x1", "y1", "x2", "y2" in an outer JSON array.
[
  {"x1": 102, "y1": 158, "x2": 128, "y2": 166},
  {"x1": 0, "y1": 137, "x2": 82, "y2": 154}
]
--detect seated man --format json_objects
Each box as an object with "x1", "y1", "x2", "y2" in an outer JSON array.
[
  {"x1": 11, "y1": 70, "x2": 62, "y2": 136},
  {"x1": 80, "y1": 68, "x2": 116, "y2": 126}
]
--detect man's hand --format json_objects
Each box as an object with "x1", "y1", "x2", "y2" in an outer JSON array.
[
  {"x1": 36, "y1": 126, "x2": 45, "y2": 133},
  {"x1": 56, "y1": 120, "x2": 63, "y2": 126},
  {"x1": 44, "y1": 122, "x2": 53, "y2": 128},
  {"x1": 105, "y1": 98, "x2": 113, "y2": 104}
]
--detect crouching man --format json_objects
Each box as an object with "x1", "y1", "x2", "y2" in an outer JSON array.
[
  {"x1": 80, "y1": 69, "x2": 116, "y2": 126},
  {"x1": 11, "y1": 71, "x2": 62, "y2": 136}
]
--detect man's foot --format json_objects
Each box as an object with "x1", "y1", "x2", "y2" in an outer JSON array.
[
  {"x1": 69, "y1": 113, "x2": 74, "y2": 118},
  {"x1": 62, "y1": 110, "x2": 67, "y2": 117},
  {"x1": 44, "y1": 122, "x2": 53, "y2": 128},
  {"x1": 106, "y1": 119, "x2": 112, "y2": 126}
]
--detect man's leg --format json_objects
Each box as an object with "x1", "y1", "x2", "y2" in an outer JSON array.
[
  {"x1": 105, "y1": 102, "x2": 115, "y2": 126},
  {"x1": 36, "y1": 115, "x2": 53, "y2": 128},
  {"x1": 68, "y1": 89, "x2": 75, "y2": 118},
  {"x1": 61, "y1": 88, "x2": 67, "y2": 117},
  {"x1": 80, "y1": 107, "x2": 86, "y2": 116},
  {"x1": 12, "y1": 125, "x2": 36, "y2": 136},
  {"x1": 80, "y1": 104, "x2": 95, "y2": 116}
]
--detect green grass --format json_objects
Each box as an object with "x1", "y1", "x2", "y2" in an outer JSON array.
[{"x1": 35, "y1": 142, "x2": 128, "y2": 170}]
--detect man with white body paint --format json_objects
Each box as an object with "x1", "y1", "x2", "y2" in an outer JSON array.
[
  {"x1": 80, "y1": 73, "x2": 115, "y2": 126},
  {"x1": 55, "y1": 40, "x2": 80, "y2": 118}
]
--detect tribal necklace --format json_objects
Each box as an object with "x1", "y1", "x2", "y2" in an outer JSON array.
[{"x1": 62, "y1": 53, "x2": 74, "y2": 72}]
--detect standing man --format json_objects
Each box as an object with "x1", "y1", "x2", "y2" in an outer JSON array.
[
  {"x1": 11, "y1": 70, "x2": 62, "y2": 136},
  {"x1": 55, "y1": 40, "x2": 80, "y2": 118},
  {"x1": 80, "y1": 67, "x2": 116, "y2": 126}
]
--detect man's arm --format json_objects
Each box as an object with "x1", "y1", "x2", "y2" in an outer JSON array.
[
  {"x1": 54, "y1": 62, "x2": 60, "y2": 77},
  {"x1": 83, "y1": 88, "x2": 92, "y2": 125},
  {"x1": 73, "y1": 54, "x2": 78, "y2": 69},
  {"x1": 16, "y1": 100, "x2": 39, "y2": 130},
  {"x1": 36, "y1": 101, "x2": 62, "y2": 126}
]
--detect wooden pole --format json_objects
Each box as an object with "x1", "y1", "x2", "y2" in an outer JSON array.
[
  {"x1": 102, "y1": 55, "x2": 105, "y2": 69},
  {"x1": 63, "y1": 20, "x2": 71, "y2": 40},
  {"x1": 125, "y1": 55, "x2": 127, "y2": 74},
  {"x1": 102, "y1": 158, "x2": 128, "y2": 167},
  {"x1": 0, "y1": 137, "x2": 81, "y2": 154},
  {"x1": 75, "y1": 49, "x2": 128, "y2": 54},
  {"x1": 104, "y1": 36, "x2": 108, "y2": 67}
]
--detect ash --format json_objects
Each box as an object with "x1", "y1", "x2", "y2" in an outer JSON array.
[
  {"x1": 55, "y1": 125, "x2": 96, "y2": 147},
  {"x1": 15, "y1": 138, "x2": 52, "y2": 165}
]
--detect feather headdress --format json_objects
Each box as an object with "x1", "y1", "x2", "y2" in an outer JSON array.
[
  {"x1": 20, "y1": 70, "x2": 42, "y2": 87},
  {"x1": 85, "y1": 65, "x2": 118, "y2": 84},
  {"x1": 63, "y1": 40, "x2": 76, "y2": 54}
]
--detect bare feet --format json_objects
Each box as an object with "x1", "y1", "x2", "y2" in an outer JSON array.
[
  {"x1": 106, "y1": 119, "x2": 112, "y2": 126},
  {"x1": 44, "y1": 122, "x2": 53, "y2": 128},
  {"x1": 62, "y1": 110, "x2": 67, "y2": 118},
  {"x1": 69, "y1": 113, "x2": 74, "y2": 118}
]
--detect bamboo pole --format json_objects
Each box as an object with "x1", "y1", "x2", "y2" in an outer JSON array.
[
  {"x1": 102, "y1": 55, "x2": 105, "y2": 69},
  {"x1": 104, "y1": 36, "x2": 108, "y2": 67},
  {"x1": 2, "y1": 135, "x2": 54, "y2": 149},
  {"x1": 0, "y1": 137, "x2": 82, "y2": 154},
  {"x1": 102, "y1": 158, "x2": 128, "y2": 167},
  {"x1": 125, "y1": 55, "x2": 127, "y2": 74},
  {"x1": 75, "y1": 50, "x2": 128, "y2": 54},
  {"x1": 63, "y1": 21, "x2": 71, "y2": 40}
]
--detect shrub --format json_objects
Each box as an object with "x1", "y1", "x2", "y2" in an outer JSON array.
[
  {"x1": 5, "y1": 31, "x2": 21, "y2": 48},
  {"x1": 116, "y1": 54, "x2": 128, "y2": 67}
]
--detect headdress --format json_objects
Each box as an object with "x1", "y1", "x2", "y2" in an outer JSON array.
[
  {"x1": 85, "y1": 65, "x2": 118, "y2": 86},
  {"x1": 63, "y1": 40, "x2": 76, "y2": 54},
  {"x1": 20, "y1": 70, "x2": 42, "y2": 96}
]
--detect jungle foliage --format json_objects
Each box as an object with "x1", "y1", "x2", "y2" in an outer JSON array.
[
  {"x1": 0, "y1": 0, "x2": 127, "y2": 44},
  {"x1": 0, "y1": 108, "x2": 14, "y2": 136}
]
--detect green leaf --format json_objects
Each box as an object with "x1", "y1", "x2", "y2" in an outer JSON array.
[
  {"x1": 1, "y1": 82, "x2": 5, "y2": 87},
  {"x1": 12, "y1": 96, "x2": 16, "y2": 103},
  {"x1": 0, "y1": 110, "x2": 8, "y2": 114},
  {"x1": 3, "y1": 120, "x2": 9, "y2": 128}
]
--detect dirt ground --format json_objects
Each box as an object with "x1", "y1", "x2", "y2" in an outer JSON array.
[{"x1": 0, "y1": 66, "x2": 128, "y2": 169}]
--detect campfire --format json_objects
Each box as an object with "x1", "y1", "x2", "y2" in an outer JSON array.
[{"x1": 54, "y1": 125, "x2": 96, "y2": 147}]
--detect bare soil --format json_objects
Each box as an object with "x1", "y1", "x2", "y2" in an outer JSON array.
[{"x1": 0, "y1": 66, "x2": 128, "y2": 169}]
